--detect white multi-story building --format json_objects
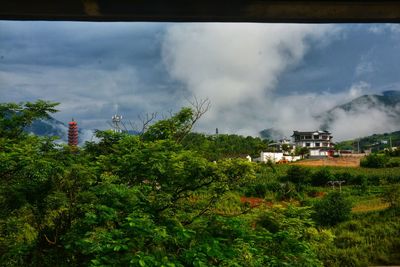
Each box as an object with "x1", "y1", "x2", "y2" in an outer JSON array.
[{"x1": 291, "y1": 130, "x2": 334, "y2": 156}]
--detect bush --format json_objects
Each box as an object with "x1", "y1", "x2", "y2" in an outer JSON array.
[
  {"x1": 311, "y1": 168, "x2": 333, "y2": 186},
  {"x1": 360, "y1": 153, "x2": 389, "y2": 168},
  {"x1": 387, "y1": 157, "x2": 400, "y2": 167},
  {"x1": 313, "y1": 191, "x2": 352, "y2": 226},
  {"x1": 351, "y1": 174, "x2": 368, "y2": 186},
  {"x1": 244, "y1": 183, "x2": 268, "y2": 198},
  {"x1": 276, "y1": 182, "x2": 300, "y2": 201},
  {"x1": 382, "y1": 184, "x2": 400, "y2": 209},
  {"x1": 334, "y1": 171, "x2": 354, "y2": 184},
  {"x1": 334, "y1": 231, "x2": 363, "y2": 249},
  {"x1": 257, "y1": 213, "x2": 281, "y2": 233},
  {"x1": 281, "y1": 166, "x2": 311, "y2": 191},
  {"x1": 386, "y1": 148, "x2": 400, "y2": 157}
]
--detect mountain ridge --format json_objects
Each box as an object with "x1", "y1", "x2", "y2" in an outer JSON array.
[{"x1": 260, "y1": 90, "x2": 400, "y2": 141}]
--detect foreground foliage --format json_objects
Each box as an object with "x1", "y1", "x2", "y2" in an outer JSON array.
[{"x1": 1, "y1": 101, "x2": 325, "y2": 266}]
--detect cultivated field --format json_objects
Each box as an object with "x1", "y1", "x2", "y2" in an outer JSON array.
[{"x1": 292, "y1": 156, "x2": 362, "y2": 167}]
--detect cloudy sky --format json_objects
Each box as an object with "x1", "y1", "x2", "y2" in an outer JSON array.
[{"x1": 1, "y1": 22, "x2": 400, "y2": 141}]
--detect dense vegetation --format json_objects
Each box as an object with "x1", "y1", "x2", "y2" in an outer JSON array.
[
  {"x1": 1, "y1": 100, "x2": 400, "y2": 266},
  {"x1": 181, "y1": 132, "x2": 269, "y2": 160}
]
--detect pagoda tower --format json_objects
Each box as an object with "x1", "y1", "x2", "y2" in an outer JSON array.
[{"x1": 68, "y1": 119, "x2": 78, "y2": 146}]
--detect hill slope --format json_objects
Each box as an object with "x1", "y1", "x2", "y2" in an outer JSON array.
[{"x1": 319, "y1": 90, "x2": 400, "y2": 131}]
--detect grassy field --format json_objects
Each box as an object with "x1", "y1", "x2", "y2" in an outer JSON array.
[
  {"x1": 351, "y1": 197, "x2": 389, "y2": 213},
  {"x1": 244, "y1": 163, "x2": 400, "y2": 266}
]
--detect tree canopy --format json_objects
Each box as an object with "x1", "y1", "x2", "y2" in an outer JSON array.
[{"x1": 0, "y1": 100, "x2": 325, "y2": 266}]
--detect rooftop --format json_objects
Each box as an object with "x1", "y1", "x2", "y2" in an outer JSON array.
[{"x1": 291, "y1": 130, "x2": 331, "y2": 136}]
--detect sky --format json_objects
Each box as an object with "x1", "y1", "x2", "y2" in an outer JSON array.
[{"x1": 1, "y1": 21, "x2": 400, "y2": 141}]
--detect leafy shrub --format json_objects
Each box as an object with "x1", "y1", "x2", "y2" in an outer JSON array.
[
  {"x1": 334, "y1": 171, "x2": 354, "y2": 184},
  {"x1": 306, "y1": 188, "x2": 326, "y2": 198},
  {"x1": 281, "y1": 166, "x2": 311, "y2": 191},
  {"x1": 382, "y1": 184, "x2": 400, "y2": 209},
  {"x1": 257, "y1": 213, "x2": 281, "y2": 233},
  {"x1": 301, "y1": 197, "x2": 321, "y2": 207},
  {"x1": 385, "y1": 149, "x2": 400, "y2": 157},
  {"x1": 351, "y1": 174, "x2": 368, "y2": 186},
  {"x1": 311, "y1": 168, "x2": 333, "y2": 186},
  {"x1": 276, "y1": 182, "x2": 300, "y2": 201},
  {"x1": 340, "y1": 220, "x2": 362, "y2": 232},
  {"x1": 244, "y1": 183, "x2": 269, "y2": 198},
  {"x1": 334, "y1": 231, "x2": 363, "y2": 249},
  {"x1": 313, "y1": 192, "x2": 352, "y2": 226},
  {"x1": 360, "y1": 153, "x2": 389, "y2": 168},
  {"x1": 387, "y1": 157, "x2": 400, "y2": 167}
]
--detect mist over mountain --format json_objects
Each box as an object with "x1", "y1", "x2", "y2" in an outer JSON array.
[
  {"x1": 317, "y1": 90, "x2": 400, "y2": 141},
  {"x1": 259, "y1": 128, "x2": 286, "y2": 141},
  {"x1": 260, "y1": 90, "x2": 400, "y2": 142},
  {"x1": 320, "y1": 90, "x2": 400, "y2": 130}
]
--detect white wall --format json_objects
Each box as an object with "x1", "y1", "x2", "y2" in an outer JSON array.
[
  {"x1": 261, "y1": 152, "x2": 284, "y2": 162},
  {"x1": 260, "y1": 152, "x2": 301, "y2": 163}
]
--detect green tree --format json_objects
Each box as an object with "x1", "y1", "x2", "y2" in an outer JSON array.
[
  {"x1": 281, "y1": 165, "x2": 312, "y2": 192},
  {"x1": 311, "y1": 168, "x2": 333, "y2": 186},
  {"x1": 0, "y1": 100, "x2": 58, "y2": 139},
  {"x1": 313, "y1": 192, "x2": 352, "y2": 226},
  {"x1": 181, "y1": 132, "x2": 269, "y2": 160},
  {"x1": 295, "y1": 146, "x2": 309, "y2": 158},
  {"x1": 360, "y1": 153, "x2": 388, "y2": 168},
  {"x1": 0, "y1": 101, "x2": 327, "y2": 266}
]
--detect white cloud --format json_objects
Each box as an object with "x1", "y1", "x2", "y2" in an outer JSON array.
[
  {"x1": 329, "y1": 103, "x2": 399, "y2": 141},
  {"x1": 162, "y1": 24, "x2": 400, "y2": 141},
  {"x1": 163, "y1": 24, "x2": 334, "y2": 109},
  {"x1": 348, "y1": 81, "x2": 369, "y2": 99},
  {"x1": 162, "y1": 23, "x2": 342, "y2": 136}
]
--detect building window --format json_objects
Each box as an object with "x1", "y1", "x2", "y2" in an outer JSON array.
[
  {"x1": 316, "y1": 142, "x2": 320, "y2": 147},
  {"x1": 306, "y1": 142, "x2": 310, "y2": 147}
]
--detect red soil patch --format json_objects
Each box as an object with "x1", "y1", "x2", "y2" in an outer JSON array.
[{"x1": 240, "y1": 197, "x2": 272, "y2": 208}]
